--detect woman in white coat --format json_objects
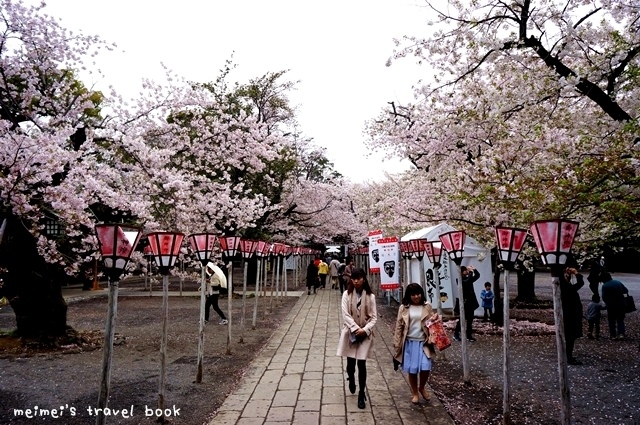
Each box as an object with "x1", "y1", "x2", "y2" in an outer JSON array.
[{"x1": 336, "y1": 268, "x2": 377, "y2": 409}]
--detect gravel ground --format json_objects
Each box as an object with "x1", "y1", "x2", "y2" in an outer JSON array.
[
  {"x1": 0, "y1": 276, "x2": 299, "y2": 425},
  {"x1": 377, "y1": 272, "x2": 640, "y2": 425}
]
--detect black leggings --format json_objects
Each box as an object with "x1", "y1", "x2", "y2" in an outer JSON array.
[
  {"x1": 346, "y1": 357, "x2": 367, "y2": 392},
  {"x1": 205, "y1": 294, "x2": 226, "y2": 321}
]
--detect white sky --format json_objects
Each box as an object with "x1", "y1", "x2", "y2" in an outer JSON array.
[{"x1": 32, "y1": 0, "x2": 435, "y2": 183}]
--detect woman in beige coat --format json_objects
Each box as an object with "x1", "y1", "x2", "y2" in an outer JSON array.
[
  {"x1": 336, "y1": 268, "x2": 377, "y2": 409},
  {"x1": 393, "y1": 283, "x2": 439, "y2": 404}
]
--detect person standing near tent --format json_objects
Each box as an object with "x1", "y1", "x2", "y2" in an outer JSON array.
[
  {"x1": 336, "y1": 268, "x2": 377, "y2": 410},
  {"x1": 453, "y1": 265, "x2": 480, "y2": 342},
  {"x1": 204, "y1": 262, "x2": 228, "y2": 325}
]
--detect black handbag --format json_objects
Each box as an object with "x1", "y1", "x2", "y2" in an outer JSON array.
[{"x1": 624, "y1": 295, "x2": 636, "y2": 313}]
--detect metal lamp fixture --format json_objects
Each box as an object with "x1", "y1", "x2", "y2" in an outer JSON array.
[
  {"x1": 95, "y1": 224, "x2": 143, "y2": 281},
  {"x1": 147, "y1": 232, "x2": 185, "y2": 274},
  {"x1": 439, "y1": 230, "x2": 466, "y2": 265},
  {"x1": 219, "y1": 235, "x2": 242, "y2": 258},
  {"x1": 529, "y1": 219, "x2": 579, "y2": 267},
  {"x1": 495, "y1": 226, "x2": 528, "y2": 270},
  {"x1": 188, "y1": 233, "x2": 217, "y2": 265}
]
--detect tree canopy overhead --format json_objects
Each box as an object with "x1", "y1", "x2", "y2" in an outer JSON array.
[{"x1": 364, "y1": 0, "x2": 640, "y2": 250}]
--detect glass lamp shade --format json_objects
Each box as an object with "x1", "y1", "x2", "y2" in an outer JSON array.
[
  {"x1": 439, "y1": 230, "x2": 466, "y2": 265},
  {"x1": 495, "y1": 226, "x2": 528, "y2": 268},
  {"x1": 424, "y1": 241, "x2": 442, "y2": 265},
  {"x1": 239, "y1": 239, "x2": 257, "y2": 259},
  {"x1": 530, "y1": 219, "x2": 579, "y2": 266},
  {"x1": 147, "y1": 231, "x2": 185, "y2": 273},
  {"x1": 188, "y1": 233, "x2": 217, "y2": 265},
  {"x1": 219, "y1": 236, "x2": 242, "y2": 258},
  {"x1": 95, "y1": 224, "x2": 142, "y2": 279}
]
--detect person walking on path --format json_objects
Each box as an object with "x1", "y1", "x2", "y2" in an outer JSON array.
[
  {"x1": 601, "y1": 272, "x2": 629, "y2": 340},
  {"x1": 306, "y1": 261, "x2": 319, "y2": 295},
  {"x1": 453, "y1": 265, "x2": 480, "y2": 342},
  {"x1": 204, "y1": 262, "x2": 228, "y2": 325},
  {"x1": 318, "y1": 259, "x2": 329, "y2": 289},
  {"x1": 586, "y1": 293, "x2": 606, "y2": 340},
  {"x1": 559, "y1": 266, "x2": 585, "y2": 365},
  {"x1": 329, "y1": 256, "x2": 341, "y2": 289},
  {"x1": 336, "y1": 268, "x2": 377, "y2": 410},
  {"x1": 341, "y1": 256, "x2": 355, "y2": 294},
  {"x1": 393, "y1": 283, "x2": 439, "y2": 405},
  {"x1": 480, "y1": 282, "x2": 494, "y2": 322}
]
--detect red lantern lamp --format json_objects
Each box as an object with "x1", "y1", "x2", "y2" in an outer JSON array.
[
  {"x1": 188, "y1": 233, "x2": 217, "y2": 265},
  {"x1": 147, "y1": 231, "x2": 185, "y2": 275},
  {"x1": 95, "y1": 224, "x2": 142, "y2": 281},
  {"x1": 239, "y1": 239, "x2": 258, "y2": 259},
  {"x1": 495, "y1": 226, "x2": 528, "y2": 270},
  {"x1": 219, "y1": 236, "x2": 242, "y2": 258},
  {"x1": 439, "y1": 230, "x2": 466, "y2": 265},
  {"x1": 409, "y1": 239, "x2": 427, "y2": 260},
  {"x1": 424, "y1": 241, "x2": 443, "y2": 266},
  {"x1": 529, "y1": 219, "x2": 579, "y2": 267}
]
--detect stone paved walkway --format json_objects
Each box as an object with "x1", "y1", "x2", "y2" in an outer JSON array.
[{"x1": 207, "y1": 288, "x2": 455, "y2": 425}]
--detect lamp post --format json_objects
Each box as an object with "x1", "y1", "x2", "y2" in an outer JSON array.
[
  {"x1": 188, "y1": 232, "x2": 217, "y2": 384},
  {"x1": 439, "y1": 230, "x2": 470, "y2": 383},
  {"x1": 424, "y1": 241, "x2": 444, "y2": 317},
  {"x1": 409, "y1": 239, "x2": 428, "y2": 292},
  {"x1": 147, "y1": 231, "x2": 184, "y2": 421},
  {"x1": 399, "y1": 241, "x2": 411, "y2": 298},
  {"x1": 219, "y1": 235, "x2": 241, "y2": 355},
  {"x1": 94, "y1": 224, "x2": 142, "y2": 425},
  {"x1": 494, "y1": 226, "x2": 528, "y2": 425},
  {"x1": 530, "y1": 219, "x2": 579, "y2": 425},
  {"x1": 253, "y1": 241, "x2": 268, "y2": 329},
  {"x1": 283, "y1": 245, "x2": 293, "y2": 297},
  {"x1": 238, "y1": 239, "x2": 257, "y2": 343}
]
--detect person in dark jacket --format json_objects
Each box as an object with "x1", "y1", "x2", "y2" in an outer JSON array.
[
  {"x1": 454, "y1": 265, "x2": 480, "y2": 342},
  {"x1": 601, "y1": 272, "x2": 629, "y2": 340},
  {"x1": 559, "y1": 267, "x2": 585, "y2": 365},
  {"x1": 586, "y1": 258, "x2": 604, "y2": 296},
  {"x1": 306, "y1": 262, "x2": 319, "y2": 295}
]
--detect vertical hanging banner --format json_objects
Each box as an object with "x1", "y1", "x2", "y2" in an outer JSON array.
[
  {"x1": 368, "y1": 229, "x2": 383, "y2": 273},
  {"x1": 378, "y1": 236, "x2": 400, "y2": 290}
]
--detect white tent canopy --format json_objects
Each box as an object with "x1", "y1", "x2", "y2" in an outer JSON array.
[{"x1": 401, "y1": 223, "x2": 492, "y2": 316}]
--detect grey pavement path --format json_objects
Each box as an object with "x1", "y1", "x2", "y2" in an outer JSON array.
[{"x1": 207, "y1": 287, "x2": 455, "y2": 425}]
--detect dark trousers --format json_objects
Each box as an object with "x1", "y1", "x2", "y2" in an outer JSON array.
[
  {"x1": 339, "y1": 277, "x2": 346, "y2": 293},
  {"x1": 566, "y1": 336, "x2": 577, "y2": 359},
  {"x1": 455, "y1": 313, "x2": 474, "y2": 338},
  {"x1": 606, "y1": 309, "x2": 626, "y2": 337},
  {"x1": 319, "y1": 274, "x2": 327, "y2": 288},
  {"x1": 483, "y1": 308, "x2": 493, "y2": 321},
  {"x1": 346, "y1": 357, "x2": 367, "y2": 392},
  {"x1": 587, "y1": 318, "x2": 600, "y2": 337},
  {"x1": 205, "y1": 294, "x2": 226, "y2": 321}
]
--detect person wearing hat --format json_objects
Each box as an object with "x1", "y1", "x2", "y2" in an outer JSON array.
[{"x1": 205, "y1": 262, "x2": 228, "y2": 325}]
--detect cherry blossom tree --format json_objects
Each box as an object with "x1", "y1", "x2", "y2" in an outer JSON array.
[{"x1": 366, "y1": 0, "x2": 640, "y2": 253}]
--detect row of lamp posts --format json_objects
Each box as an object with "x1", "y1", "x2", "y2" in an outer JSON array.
[
  {"x1": 93, "y1": 225, "x2": 320, "y2": 425},
  {"x1": 391, "y1": 219, "x2": 579, "y2": 425}
]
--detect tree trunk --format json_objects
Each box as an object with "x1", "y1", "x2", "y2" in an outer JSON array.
[{"x1": 0, "y1": 215, "x2": 69, "y2": 338}]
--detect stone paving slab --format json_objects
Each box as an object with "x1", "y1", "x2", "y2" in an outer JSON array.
[{"x1": 207, "y1": 288, "x2": 455, "y2": 425}]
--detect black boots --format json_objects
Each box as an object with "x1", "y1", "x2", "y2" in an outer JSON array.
[
  {"x1": 357, "y1": 390, "x2": 366, "y2": 409},
  {"x1": 347, "y1": 374, "x2": 356, "y2": 394}
]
